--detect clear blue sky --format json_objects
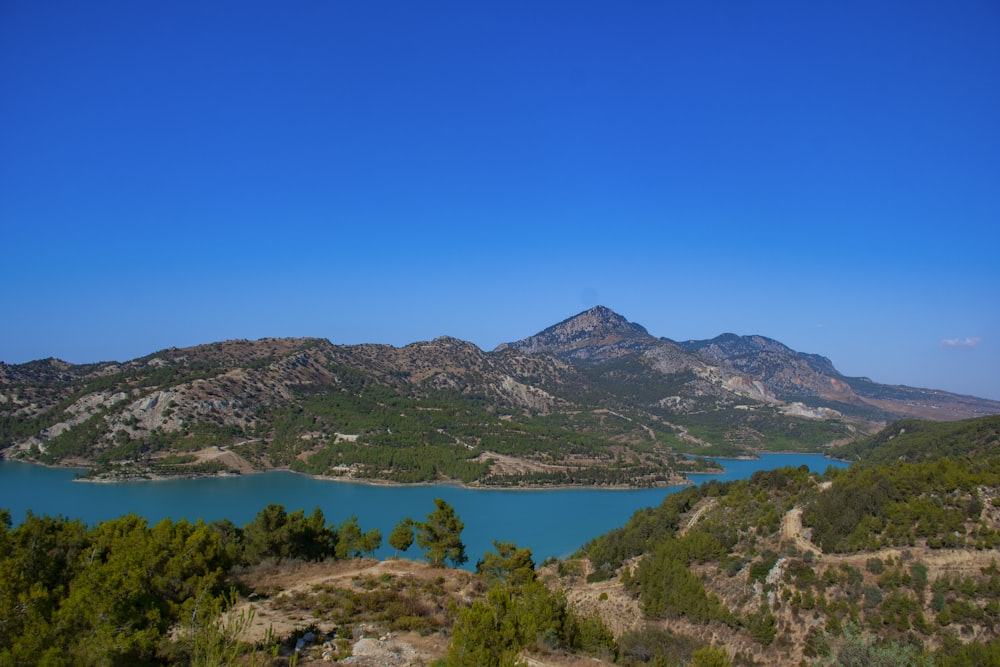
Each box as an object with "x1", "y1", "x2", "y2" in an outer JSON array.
[{"x1": 2, "y1": 1, "x2": 999, "y2": 400}]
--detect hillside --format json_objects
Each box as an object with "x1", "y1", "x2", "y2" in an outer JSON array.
[
  {"x1": 5, "y1": 416, "x2": 1000, "y2": 665},
  {"x1": 573, "y1": 420, "x2": 1000, "y2": 665},
  {"x1": 2, "y1": 307, "x2": 998, "y2": 484},
  {"x1": 832, "y1": 414, "x2": 1000, "y2": 464}
]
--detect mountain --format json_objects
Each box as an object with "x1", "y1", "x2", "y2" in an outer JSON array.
[
  {"x1": 2, "y1": 306, "x2": 998, "y2": 484},
  {"x1": 495, "y1": 305, "x2": 659, "y2": 362},
  {"x1": 501, "y1": 307, "x2": 997, "y2": 422}
]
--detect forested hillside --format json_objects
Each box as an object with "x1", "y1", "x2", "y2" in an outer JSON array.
[
  {"x1": 574, "y1": 413, "x2": 1000, "y2": 665},
  {"x1": 4, "y1": 308, "x2": 997, "y2": 486},
  {"x1": 831, "y1": 414, "x2": 1000, "y2": 464}
]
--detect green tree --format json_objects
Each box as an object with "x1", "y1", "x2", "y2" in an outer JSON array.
[
  {"x1": 241, "y1": 504, "x2": 293, "y2": 563},
  {"x1": 389, "y1": 518, "x2": 414, "y2": 558},
  {"x1": 55, "y1": 515, "x2": 173, "y2": 664},
  {"x1": 447, "y1": 584, "x2": 526, "y2": 667},
  {"x1": 334, "y1": 516, "x2": 381, "y2": 559},
  {"x1": 361, "y1": 526, "x2": 382, "y2": 557},
  {"x1": 241, "y1": 504, "x2": 334, "y2": 563},
  {"x1": 417, "y1": 498, "x2": 467, "y2": 568},
  {"x1": 446, "y1": 580, "x2": 612, "y2": 666},
  {"x1": 692, "y1": 644, "x2": 732, "y2": 667},
  {"x1": 745, "y1": 608, "x2": 777, "y2": 647},
  {"x1": 296, "y1": 506, "x2": 337, "y2": 561},
  {"x1": 477, "y1": 541, "x2": 536, "y2": 587},
  {"x1": 821, "y1": 623, "x2": 933, "y2": 667},
  {"x1": 335, "y1": 515, "x2": 365, "y2": 559},
  {"x1": 632, "y1": 540, "x2": 729, "y2": 623},
  {"x1": 0, "y1": 512, "x2": 88, "y2": 664},
  {"x1": 936, "y1": 636, "x2": 1000, "y2": 667}
]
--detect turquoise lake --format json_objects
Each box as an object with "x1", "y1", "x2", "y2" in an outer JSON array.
[{"x1": 0, "y1": 454, "x2": 847, "y2": 567}]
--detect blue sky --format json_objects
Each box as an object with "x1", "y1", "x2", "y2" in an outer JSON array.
[{"x1": 2, "y1": 1, "x2": 999, "y2": 401}]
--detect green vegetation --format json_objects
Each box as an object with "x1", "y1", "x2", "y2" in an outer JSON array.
[
  {"x1": 241, "y1": 504, "x2": 335, "y2": 563},
  {"x1": 625, "y1": 537, "x2": 732, "y2": 623},
  {"x1": 476, "y1": 540, "x2": 537, "y2": 587},
  {"x1": 8, "y1": 413, "x2": 1000, "y2": 664},
  {"x1": 0, "y1": 511, "x2": 236, "y2": 665},
  {"x1": 446, "y1": 579, "x2": 614, "y2": 666},
  {"x1": 576, "y1": 416, "x2": 1000, "y2": 665},
  {"x1": 803, "y1": 457, "x2": 1000, "y2": 552},
  {"x1": 446, "y1": 542, "x2": 614, "y2": 666},
  {"x1": 478, "y1": 463, "x2": 679, "y2": 488},
  {"x1": 812, "y1": 623, "x2": 934, "y2": 666},
  {"x1": 0, "y1": 498, "x2": 624, "y2": 666},
  {"x1": 575, "y1": 356, "x2": 855, "y2": 456},
  {"x1": 833, "y1": 415, "x2": 1000, "y2": 464},
  {"x1": 418, "y1": 498, "x2": 468, "y2": 568},
  {"x1": 333, "y1": 515, "x2": 382, "y2": 559},
  {"x1": 276, "y1": 381, "x2": 680, "y2": 485},
  {"x1": 389, "y1": 517, "x2": 415, "y2": 558},
  {"x1": 0, "y1": 498, "x2": 474, "y2": 665},
  {"x1": 681, "y1": 407, "x2": 854, "y2": 453}
]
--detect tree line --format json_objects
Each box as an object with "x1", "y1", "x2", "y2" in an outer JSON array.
[{"x1": 0, "y1": 498, "x2": 466, "y2": 665}]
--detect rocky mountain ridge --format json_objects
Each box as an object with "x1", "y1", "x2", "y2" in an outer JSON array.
[
  {"x1": 2, "y1": 307, "x2": 998, "y2": 483},
  {"x1": 501, "y1": 307, "x2": 997, "y2": 421},
  {"x1": 495, "y1": 305, "x2": 658, "y2": 361}
]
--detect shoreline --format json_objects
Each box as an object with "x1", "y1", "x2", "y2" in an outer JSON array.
[
  {"x1": 48, "y1": 460, "x2": 691, "y2": 491},
  {"x1": 4, "y1": 450, "x2": 846, "y2": 490}
]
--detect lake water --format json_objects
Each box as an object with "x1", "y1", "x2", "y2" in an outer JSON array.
[{"x1": 0, "y1": 454, "x2": 847, "y2": 567}]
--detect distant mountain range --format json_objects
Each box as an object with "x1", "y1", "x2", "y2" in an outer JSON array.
[
  {"x1": 499, "y1": 306, "x2": 996, "y2": 421},
  {"x1": 2, "y1": 306, "x2": 998, "y2": 484}
]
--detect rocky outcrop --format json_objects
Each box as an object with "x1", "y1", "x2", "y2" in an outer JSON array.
[{"x1": 496, "y1": 305, "x2": 658, "y2": 362}]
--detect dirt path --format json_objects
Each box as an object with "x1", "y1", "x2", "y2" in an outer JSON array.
[
  {"x1": 680, "y1": 498, "x2": 718, "y2": 536},
  {"x1": 781, "y1": 506, "x2": 821, "y2": 555},
  {"x1": 779, "y1": 506, "x2": 1000, "y2": 576}
]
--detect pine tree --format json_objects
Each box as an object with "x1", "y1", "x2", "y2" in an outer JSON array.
[
  {"x1": 389, "y1": 518, "x2": 414, "y2": 558},
  {"x1": 417, "y1": 498, "x2": 467, "y2": 568}
]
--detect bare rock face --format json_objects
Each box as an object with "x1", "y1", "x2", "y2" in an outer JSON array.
[
  {"x1": 31, "y1": 391, "x2": 131, "y2": 453},
  {"x1": 781, "y1": 402, "x2": 843, "y2": 420},
  {"x1": 643, "y1": 344, "x2": 705, "y2": 375},
  {"x1": 495, "y1": 375, "x2": 563, "y2": 413},
  {"x1": 496, "y1": 305, "x2": 659, "y2": 362},
  {"x1": 680, "y1": 334, "x2": 855, "y2": 401},
  {"x1": 722, "y1": 375, "x2": 777, "y2": 402}
]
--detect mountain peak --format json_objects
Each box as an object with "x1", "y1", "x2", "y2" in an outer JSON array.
[
  {"x1": 496, "y1": 306, "x2": 656, "y2": 362},
  {"x1": 555, "y1": 305, "x2": 650, "y2": 336},
  {"x1": 579, "y1": 304, "x2": 626, "y2": 321}
]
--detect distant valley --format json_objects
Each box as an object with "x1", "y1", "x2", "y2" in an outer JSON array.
[{"x1": 2, "y1": 306, "x2": 998, "y2": 484}]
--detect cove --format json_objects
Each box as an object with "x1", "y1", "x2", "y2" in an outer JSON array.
[{"x1": 0, "y1": 454, "x2": 847, "y2": 568}]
